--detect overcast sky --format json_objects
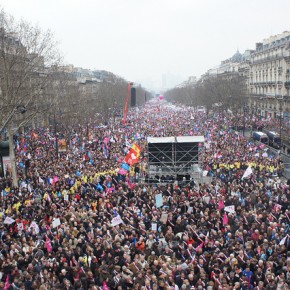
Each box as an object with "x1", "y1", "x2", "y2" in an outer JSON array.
[{"x1": 1, "y1": 0, "x2": 290, "y2": 91}]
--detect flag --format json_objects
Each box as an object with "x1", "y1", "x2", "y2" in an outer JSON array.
[
  {"x1": 103, "y1": 281, "x2": 110, "y2": 290},
  {"x1": 111, "y1": 215, "x2": 123, "y2": 227},
  {"x1": 4, "y1": 217, "x2": 15, "y2": 224},
  {"x1": 218, "y1": 200, "x2": 224, "y2": 211},
  {"x1": 124, "y1": 148, "x2": 140, "y2": 166},
  {"x1": 224, "y1": 205, "x2": 235, "y2": 214},
  {"x1": 242, "y1": 166, "x2": 253, "y2": 179},
  {"x1": 118, "y1": 168, "x2": 128, "y2": 175},
  {"x1": 223, "y1": 212, "x2": 228, "y2": 225},
  {"x1": 4, "y1": 274, "x2": 10, "y2": 290},
  {"x1": 279, "y1": 235, "x2": 288, "y2": 245},
  {"x1": 17, "y1": 223, "x2": 24, "y2": 231},
  {"x1": 45, "y1": 236, "x2": 53, "y2": 253},
  {"x1": 123, "y1": 82, "x2": 133, "y2": 125},
  {"x1": 131, "y1": 144, "x2": 141, "y2": 158},
  {"x1": 121, "y1": 162, "x2": 130, "y2": 171},
  {"x1": 274, "y1": 204, "x2": 282, "y2": 213},
  {"x1": 30, "y1": 221, "x2": 40, "y2": 234},
  {"x1": 103, "y1": 143, "x2": 109, "y2": 159}
]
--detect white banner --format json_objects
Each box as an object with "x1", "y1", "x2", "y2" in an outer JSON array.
[
  {"x1": 4, "y1": 216, "x2": 15, "y2": 224},
  {"x1": 224, "y1": 205, "x2": 235, "y2": 214},
  {"x1": 52, "y1": 218, "x2": 61, "y2": 228},
  {"x1": 111, "y1": 215, "x2": 123, "y2": 227},
  {"x1": 30, "y1": 221, "x2": 40, "y2": 234},
  {"x1": 17, "y1": 223, "x2": 24, "y2": 231}
]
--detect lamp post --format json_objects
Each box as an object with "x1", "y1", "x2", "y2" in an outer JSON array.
[
  {"x1": 54, "y1": 112, "x2": 59, "y2": 159},
  {"x1": 243, "y1": 105, "x2": 246, "y2": 137}
]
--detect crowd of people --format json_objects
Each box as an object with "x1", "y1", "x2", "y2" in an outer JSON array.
[{"x1": 0, "y1": 99, "x2": 290, "y2": 290}]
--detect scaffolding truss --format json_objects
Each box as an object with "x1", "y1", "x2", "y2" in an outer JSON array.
[{"x1": 147, "y1": 136, "x2": 204, "y2": 180}]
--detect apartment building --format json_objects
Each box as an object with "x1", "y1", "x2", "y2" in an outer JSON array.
[
  {"x1": 202, "y1": 31, "x2": 290, "y2": 120},
  {"x1": 248, "y1": 31, "x2": 290, "y2": 119}
]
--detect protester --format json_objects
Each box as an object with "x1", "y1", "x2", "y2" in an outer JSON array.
[{"x1": 0, "y1": 98, "x2": 289, "y2": 290}]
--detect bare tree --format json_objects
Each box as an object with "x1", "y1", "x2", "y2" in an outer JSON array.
[{"x1": 0, "y1": 9, "x2": 62, "y2": 186}]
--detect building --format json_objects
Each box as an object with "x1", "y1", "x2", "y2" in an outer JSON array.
[
  {"x1": 248, "y1": 31, "x2": 290, "y2": 119},
  {"x1": 201, "y1": 31, "x2": 290, "y2": 121}
]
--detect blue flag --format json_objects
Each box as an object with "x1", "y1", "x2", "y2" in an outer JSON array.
[{"x1": 122, "y1": 162, "x2": 130, "y2": 171}]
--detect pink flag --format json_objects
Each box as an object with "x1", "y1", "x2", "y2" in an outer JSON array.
[
  {"x1": 118, "y1": 168, "x2": 127, "y2": 175},
  {"x1": 218, "y1": 200, "x2": 224, "y2": 211},
  {"x1": 4, "y1": 275, "x2": 10, "y2": 290},
  {"x1": 195, "y1": 242, "x2": 204, "y2": 251},
  {"x1": 53, "y1": 176, "x2": 59, "y2": 185},
  {"x1": 45, "y1": 237, "x2": 53, "y2": 253},
  {"x1": 103, "y1": 281, "x2": 110, "y2": 290},
  {"x1": 223, "y1": 212, "x2": 228, "y2": 225}
]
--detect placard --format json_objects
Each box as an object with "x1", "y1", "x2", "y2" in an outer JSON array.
[
  {"x1": 111, "y1": 215, "x2": 123, "y2": 227},
  {"x1": 52, "y1": 218, "x2": 61, "y2": 228},
  {"x1": 155, "y1": 194, "x2": 163, "y2": 208}
]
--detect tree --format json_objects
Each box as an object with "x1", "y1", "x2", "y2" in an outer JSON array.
[{"x1": 0, "y1": 9, "x2": 62, "y2": 186}]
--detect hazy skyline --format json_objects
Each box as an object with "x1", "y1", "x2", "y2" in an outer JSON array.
[{"x1": 1, "y1": 0, "x2": 290, "y2": 91}]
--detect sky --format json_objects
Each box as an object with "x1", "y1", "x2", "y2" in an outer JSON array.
[{"x1": 1, "y1": 0, "x2": 290, "y2": 91}]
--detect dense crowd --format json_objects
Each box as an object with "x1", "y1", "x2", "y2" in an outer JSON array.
[{"x1": 0, "y1": 99, "x2": 289, "y2": 290}]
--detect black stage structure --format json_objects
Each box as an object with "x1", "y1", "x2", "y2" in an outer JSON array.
[{"x1": 147, "y1": 136, "x2": 204, "y2": 182}]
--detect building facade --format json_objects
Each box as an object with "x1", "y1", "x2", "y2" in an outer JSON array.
[
  {"x1": 202, "y1": 31, "x2": 290, "y2": 121},
  {"x1": 248, "y1": 31, "x2": 290, "y2": 119}
]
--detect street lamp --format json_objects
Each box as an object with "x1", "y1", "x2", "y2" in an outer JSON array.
[
  {"x1": 243, "y1": 104, "x2": 247, "y2": 137},
  {"x1": 0, "y1": 105, "x2": 27, "y2": 135},
  {"x1": 53, "y1": 112, "x2": 59, "y2": 159}
]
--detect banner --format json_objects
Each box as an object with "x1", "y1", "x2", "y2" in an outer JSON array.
[
  {"x1": 123, "y1": 82, "x2": 133, "y2": 125},
  {"x1": 111, "y1": 215, "x2": 123, "y2": 226},
  {"x1": 58, "y1": 139, "x2": 67, "y2": 152},
  {"x1": 52, "y1": 218, "x2": 61, "y2": 228},
  {"x1": 35, "y1": 147, "x2": 45, "y2": 159},
  {"x1": 224, "y1": 205, "x2": 235, "y2": 214},
  {"x1": 30, "y1": 221, "x2": 40, "y2": 234},
  {"x1": 4, "y1": 216, "x2": 15, "y2": 224},
  {"x1": 2, "y1": 156, "x2": 12, "y2": 178}
]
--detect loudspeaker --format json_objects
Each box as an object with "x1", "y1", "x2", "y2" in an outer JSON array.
[{"x1": 131, "y1": 87, "x2": 136, "y2": 107}]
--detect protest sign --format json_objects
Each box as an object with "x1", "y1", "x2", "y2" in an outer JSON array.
[
  {"x1": 52, "y1": 218, "x2": 61, "y2": 228},
  {"x1": 224, "y1": 205, "x2": 235, "y2": 214},
  {"x1": 4, "y1": 217, "x2": 15, "y2": 224},
  {"x1": 160, "y1": 213, "x2": 168, "y2": 223},
  {"x1": 155, "y1": 194, "x2": 163, "y2": 208},
  {"x1": 111, "y1": 215, "x2": 123, "y2": 226},
  {"x1": 30, "y1": 221, "x2": 40, "y2": 234}
]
